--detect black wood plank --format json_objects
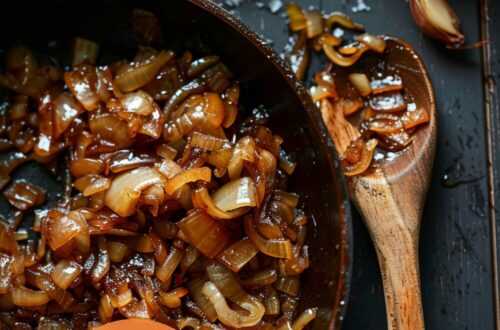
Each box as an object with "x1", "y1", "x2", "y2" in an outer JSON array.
[
  {"x1": 481, "y1": 0, "x2": 500, "y2": 327},
  {"x1": 229, "y1": 0, "x2": 495, "y2": 329}
]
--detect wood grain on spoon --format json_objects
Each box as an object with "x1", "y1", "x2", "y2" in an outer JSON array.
[{"x1": 320, "y1": 36, "x2": 437, "y2": 330}]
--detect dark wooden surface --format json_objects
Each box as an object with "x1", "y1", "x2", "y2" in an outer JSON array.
[{"x1": 217, "y1": 0, "x2": 498, "y2": 329}]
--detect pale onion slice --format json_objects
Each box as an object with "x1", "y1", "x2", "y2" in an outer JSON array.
[
  {"x1": 98, "y1": 293, "x2": 114, "y2": 323},
  {"x1": 291, "y1": 308, "x2": 317, "y2": 330},
  {"x1": 192, "y1": 186, "x2": 251, "y2": 220},
  {"x1": 202, "y1": 281, "x2": 265, "y2": 328},
  {"x1": 348, "y1": 73, "x2": 372, "y2": 97},
  {"x1": 217, "y1": 237, "x2": 259, "y2": 273},
  {"x1": 104, "y1": 166, "x2": 165, "y2": 217},
  {"x1": 121, "y1": 90, "x2": 154, "y2": 115},
  {"x1": 115, "y1": 50, "x2": 174, "y2": 93},
  {"x1": 11, "y1": 286, "x2": 51, "y2": 306},
  {"x1": 72, "y1": 37, "x2": 100, "y2": 68},
  {"x1": 50, "y1": 259, "x2": 83, "y2": 289},
  {"x1": 211, "y1": 177, "x2": 257, "y2": 212}
]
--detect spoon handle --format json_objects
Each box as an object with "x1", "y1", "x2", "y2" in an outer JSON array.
[
  {"x1": 351, "y1": 180, "x2": 425, "y2": 330},
  {"x1": 372, "y1": 224, "x2": 424, "y2": 330}
]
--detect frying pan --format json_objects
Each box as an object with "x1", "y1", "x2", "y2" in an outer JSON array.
[{"x1": 0, "y1": 0, "x2": 353, "y2": 328}]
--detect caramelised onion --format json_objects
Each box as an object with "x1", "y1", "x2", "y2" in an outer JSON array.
[
  {"x1": 324, "y1": 12, "x2": 364, "y2": 31},
  {"x1": 119, "y1": 298, "x2": 154, "y2": 319},
  {"x1": 290, "y1": 308, "x2": 318, "y2": 330},
  {"x1": 41, "y1": 209, "x2": 85, "y2": 250},
  {"x1": 160, "y1": 287, "x2": 188, "y2": 308},
  {"x1": 177, "y1": 210, "x2": 230, "y2": 258},
  {"x1": 203, "y1": 262, "x2": 265, "y2": 327},
  {"x1": 211, "y1": 176, "x2": 257, "y2": 212},
  {"x1": 120, "y1": 90, "x2": 155, "y2": 115},
  {"x1": 228, "y1": 136, "x2": 256, "y2": 180},
  {"x1": 188, "y1": 55, "x2": 220, "y2": 78},
  {"x1": 275, "y1": 276, "x2": 301, "y2": 297},
  {"x1": 50, "y1": 259, "x2": 83, "y2": 289},
  {"x1": 115, "y1": 50, "x2": 174, "y2": 93},
  {"x1": 176, "y1": 317, "x2": 201, "y2": 330},
  {"x1": 187, "y1": 278, "x2": 218, "y2": 323},
  {"x1": 73, "y1": 174, "x2": 110, "y2": 196},
  {"x1": 0, "y1": 253, "x2": 13, "y2": 294},
  {"x1": 342, "y1": 139, "x2": 378, "y2": 176},
  {"x1": 402, "y1": 107, "x2": 430, "y2": 130},
  {"x1": 348, "y1": 73, "x2": 372, "y2": 97},
  {"x1": 52, "y1": 92, "x2": 86, "y2": 139},
  {"x1": 89, "y1": 236, "x2": 110, "y2": 283},
  {"x1": 192, "y1": 186, "x2": 249, "y2": 220},
  {"x1": 164, "y1": 166, "x2": 211, "y2": 195},
  {"x1": 245, "y1": 215, "x2": 292, "y2": 260},
  {"x1": 107, "y1": 240, "x2": 130, "y2": 263},
  {"x1": 335, "y1": 97, "x2": 364, "y2": 116},
  {"x1": 3, "y1": 180, "x2": 45, "y2": 210},
  {"x1": 355, "y1": 34, "x2": 386, "y2": 53},
  {"x1": 104, "y1": 166, "x2": 165, "y2": 217},
  {"x1": 64, "y1": 65, "x2": 100, "y2": 111},
  {"x1": 72, "y1": 37, "x2": 100, "y2": 68},
  {"x1": 217, "y1": 237, "x2": 259, "y2": 273},
  {"x1": 303, "y1": 10, "x2": 323, "y2": 39},
  {"x1": 98, "y1": 294, "x2": 114, "y2": 323},
  {"x1": 156, "y1": 246, "x2": 183, "y2": 282},
  {"x1": 104, "y1": 267, "x2": 133, "y2": 308},
  {"x1": 11, "y1": 286, "x2": 51, "y2": 307},
  {"x1": 89, "y1": 112, "x2": 132, "y2": 149},
  {"x1": 240, "y1": 268, "x2": 278, "y2": 287},
  {"x1": 285, "y1": 3, "x2": 307, "y2": 32},
  {"x1": 34, "y1": 272, "x2": 75, "y2": 309},
  {"x1": 222, "y1": 83, "x2": 239, "y2": 128},
  {"x1": 190, "y1": 131, "x2": 229, "y2": 151},
  {"x1": 322, "y1": 43, "x2": 369, "y2": 67}
]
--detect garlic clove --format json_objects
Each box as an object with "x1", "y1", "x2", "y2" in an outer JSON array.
[{"x1": 409, "y1": 0, "x2": 465, "y2": 46}]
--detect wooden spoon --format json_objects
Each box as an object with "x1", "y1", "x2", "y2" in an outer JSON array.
[{"x1": 320, "y1": 36, "x2": 436, "y2": 329}]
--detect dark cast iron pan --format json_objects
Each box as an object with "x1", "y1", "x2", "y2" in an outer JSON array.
[{"x1": 0, "y1": 0, "x2": 353, "y2": 328}]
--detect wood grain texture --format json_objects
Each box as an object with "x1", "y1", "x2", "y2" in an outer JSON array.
[{"x1": 230, "y1": 0, "x2": 495, "y2": 329}]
